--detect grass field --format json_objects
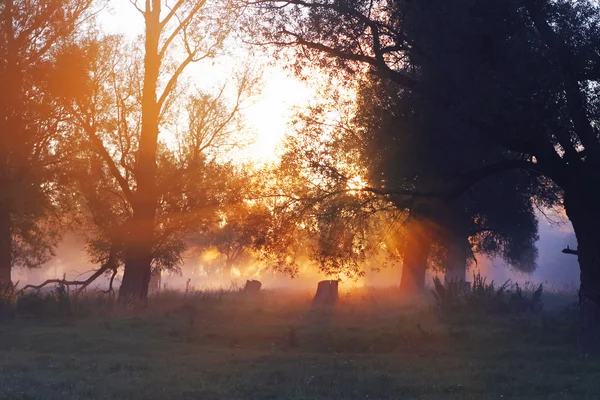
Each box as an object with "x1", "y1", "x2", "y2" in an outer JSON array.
[{"x1": 0, "y1": 287, "x2": 599, "y2": 400}]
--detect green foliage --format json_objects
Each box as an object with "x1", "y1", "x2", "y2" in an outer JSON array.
[{"x1": 432, "y1": 273, "x2": 544, "y2": 315}]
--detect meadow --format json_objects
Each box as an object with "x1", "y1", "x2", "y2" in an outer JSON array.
[{"x1": 0, "y1": 286, "x2": 598, "y2": 400}]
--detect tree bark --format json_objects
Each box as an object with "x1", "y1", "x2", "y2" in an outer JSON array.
[
  {"x1": 0, "y1": 207, "x2": 11, "y2": 287},
  {"x1": 0, "y1": 1, "x2": 14, "y2": 289},
  {"x1": 400, "y1": 219, "x2": 433, "y2": 294},
  {"x1": 445, "y1": 234, "x2": 470, "y2": 283},
  {"x1": 118, "y1": 1, "x2": 162, "y2": 301},
  {"x1": 116, "y1": 247, "x2": 153, "y2": 303},
  {"x1": 564, "y1": 186, "x2": 600, "y2": 355}
]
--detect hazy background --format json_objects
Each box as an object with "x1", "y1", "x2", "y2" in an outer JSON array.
[{"x1": 13, "y1": 210, "x2": 579, "y2": 292}]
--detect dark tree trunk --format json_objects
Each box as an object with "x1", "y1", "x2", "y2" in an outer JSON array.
[
  {"x1": 0, "y1": 1, "x2": 14, "y2": 289},
  {"x1": 445, "y1": 234, "x2": 470, "y2": 283},
  {"x1": 564, "y1": 187, "x2": 600, "y2": 355},
  {"x1": 119, "y1": 247, "x2": 153, "y2": 301},
  {"x1": 400, "y1": 220, "x2": 433, "y2": 294},
  {"x1": 118, "y1": 1, "x2": 161, "y2": 301},
  {"x1": 119, "y1": 207, "x2": 156, "y2": 301},
  {"x1": 0, "y1": 207, "x2": 11, "y2": 287}
]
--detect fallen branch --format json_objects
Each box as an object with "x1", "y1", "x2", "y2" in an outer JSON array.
[
  {"x1": 18, "y1": 278, "x2": 90, "y2": 294},
  {"x1": 18, "y1": 242, "x2": 121, "y2": 296},
  {"x1": 17, "y1": 264, "x2": 112, "y2": 295}
]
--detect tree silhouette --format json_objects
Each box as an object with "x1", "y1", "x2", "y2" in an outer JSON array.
[
  {"x1": 253, "y1": 0, "x2": 600, "y2": 352},
  {"x1": 63, "y1": 1, "x2": 254, "y2": 299},
  {"x1": 0, "y1": 0, "x2": 96, "y2": 287}
]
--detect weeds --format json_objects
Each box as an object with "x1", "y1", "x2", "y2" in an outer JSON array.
[{"x1": 432, "y1": 273, "x2": 544, "y2": 315}]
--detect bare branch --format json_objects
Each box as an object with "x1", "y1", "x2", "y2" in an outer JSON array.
[
  {"x1": 129, "y1": 0, "x2": 146, "y2": 15},
  {"x1": 282, "y1": 29, "x2": 417, "y2": 90}
]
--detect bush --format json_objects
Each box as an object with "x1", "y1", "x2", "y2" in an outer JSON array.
[
  {"x1": 16, "y1": 281, "x2": 74, "y2": 318},
  {"x1": 16, "y1": 291, "x2": 62, "y2": 317},
  {"x1": 432, "y1": 273, "x2": 543, "y2": 315},
  {"x1": 0, "y1": 283, "x2": 17, "y2": 318}
]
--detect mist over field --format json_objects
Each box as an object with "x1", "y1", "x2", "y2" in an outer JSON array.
[
  {"x1": 13, "y1": 211, "x2": 579, "y2": 294},
  {"x1": 4, "y1": 0, "x2": 600, "y2": 398}
]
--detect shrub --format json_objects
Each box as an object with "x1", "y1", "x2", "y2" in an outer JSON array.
[
  {"x1": 0, "y1": 283, "x2": 17, "y2": 318},
  {"x1": 17, "y1": 281, "x2": 74, "y2": 318},
  {"x1": 17, "y1": 291, "x2": 57, "y2": 317},
  {"x1": 432, "y1": 273, "x2": 543, "y2": 315}
]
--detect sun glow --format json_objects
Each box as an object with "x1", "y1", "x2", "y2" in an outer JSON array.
[
  {"x1": 201, "y1": 248, "x2": 220, "y2": 263},
  {"x1": 99, "y1": 2, "x2": 314, "y2": 166},
  {"x1": 347, "y1": 176, "x2": 367, "y2": 194}
]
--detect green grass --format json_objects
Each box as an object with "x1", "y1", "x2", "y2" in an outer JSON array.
[{"x1": 0, "y1": 288, "x2": 598, "y2": 399}]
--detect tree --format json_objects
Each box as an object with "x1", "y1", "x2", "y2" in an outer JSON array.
[
  {"x1": 65, "y1": 0, "x2": 250, "y2": 300},
  {"x1": 260, "y1": 76, "x2": 544, "y2": 294},
  {"x1": 252, "y1": 0, "x2": 600, "y2": 352},
  {"x1": 210, "y1": 200, "x2": 271, "y2": 278},
  {"x1": 251, "y1": 87, "x2": 407, "y2": 280},
  {"x1": 0, "y1": 0, "x2": 97, "y2": 287},
  {"x1": 353, "y1": 76, "x2": 549, "y2": 291}
]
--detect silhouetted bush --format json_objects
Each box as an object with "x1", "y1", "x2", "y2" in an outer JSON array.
[
  {"x1": 0, "y1": 284, "x2": 17, "y2": 318},
  {"x1": 17, "y1": 282, "x2": 74, "y2": 318},
  {"x1": 16, "y1": 291, "x2": 57, "y2": 317},
  {"x1": 432, "y1": 273, "x2": 543, "y2": 315}
]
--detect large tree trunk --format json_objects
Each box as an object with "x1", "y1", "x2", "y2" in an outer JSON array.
[
  {"x1": 445, "y1": 234, "x2": 470, "y2": 283},
  {"x1": 118, "y1": 1, "x2": 162, "y2": 301},
  {"x1": 0, "y1": 1, "x2": 14, "y2": 288},
  {"x1": 564, "y1": 187, "x2": 600, "y2": 354},
  {"x1": 400, "y1": 220, "x2": 433, "y2": 294},
  {"x1": 0, "y1": 207, "x2": 11, "y2": 287}
]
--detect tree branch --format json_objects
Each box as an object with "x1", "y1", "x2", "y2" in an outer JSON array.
[
  {"x1": 523, "y1": 0, "x2": 600, "y2": 158},
  {"x1": 18, "y1": 264, "x2": 110, "y2": 295},
  {"x1": 282, "y1": 30, "x2": 417, "y2": 90},
  {"x1": 73, "y1": 111, "x2": 134, "y2": 202}
]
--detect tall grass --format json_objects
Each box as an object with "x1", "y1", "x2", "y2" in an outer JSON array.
[{"x1": 432, "y1": 272, "x2": 544, "y2": 315}]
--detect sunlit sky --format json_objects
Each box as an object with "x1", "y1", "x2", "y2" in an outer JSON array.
[{"x1": 99, "y1": 1, "x2": 314, "y2": 164}]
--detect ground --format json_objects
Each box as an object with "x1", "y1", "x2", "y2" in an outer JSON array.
[{"x1": 0, "y1": 288, "x2": 599, "y2": 400}]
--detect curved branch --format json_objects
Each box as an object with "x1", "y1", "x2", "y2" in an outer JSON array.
[
  {"x1": 282, "y1": 30, "x2": 417, "y2": 90},
  {"x1": 102, "y1": 268, "x2": 119, "y2": 293}
]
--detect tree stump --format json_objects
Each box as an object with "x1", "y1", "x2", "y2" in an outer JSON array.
[
  {"x1": 243, "y1": 280, "x2": 262, "y2": 294},
  {"x1": 313, "y1": 280, "x2": 339, "y2": 306}
]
